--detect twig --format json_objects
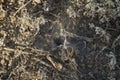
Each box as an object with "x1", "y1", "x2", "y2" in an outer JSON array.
[
  {"x1": 13, "y1": 0, "x2": 32, "y2": 16},
  {"x1": 32, "y1": 58, "x2": 52, "y2": 68},
  {"x1": 46, "y1": 55, "x2": 63, "y2": 71},
  {"x1": 2, "y1": 47, "x2": 48, "y2": 56}
]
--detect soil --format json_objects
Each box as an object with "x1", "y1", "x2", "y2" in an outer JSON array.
[{"x1": 0, "y1": 0, "x2": 120, "y2": 80}]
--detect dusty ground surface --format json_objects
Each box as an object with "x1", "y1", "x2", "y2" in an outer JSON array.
[{"x1": 0, "y1": 0, "x2": 120, "y2": 80}]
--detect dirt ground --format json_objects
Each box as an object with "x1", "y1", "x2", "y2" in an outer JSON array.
[{"x1": 0, "y1": 0, "x2": 120, "y2": 80}]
